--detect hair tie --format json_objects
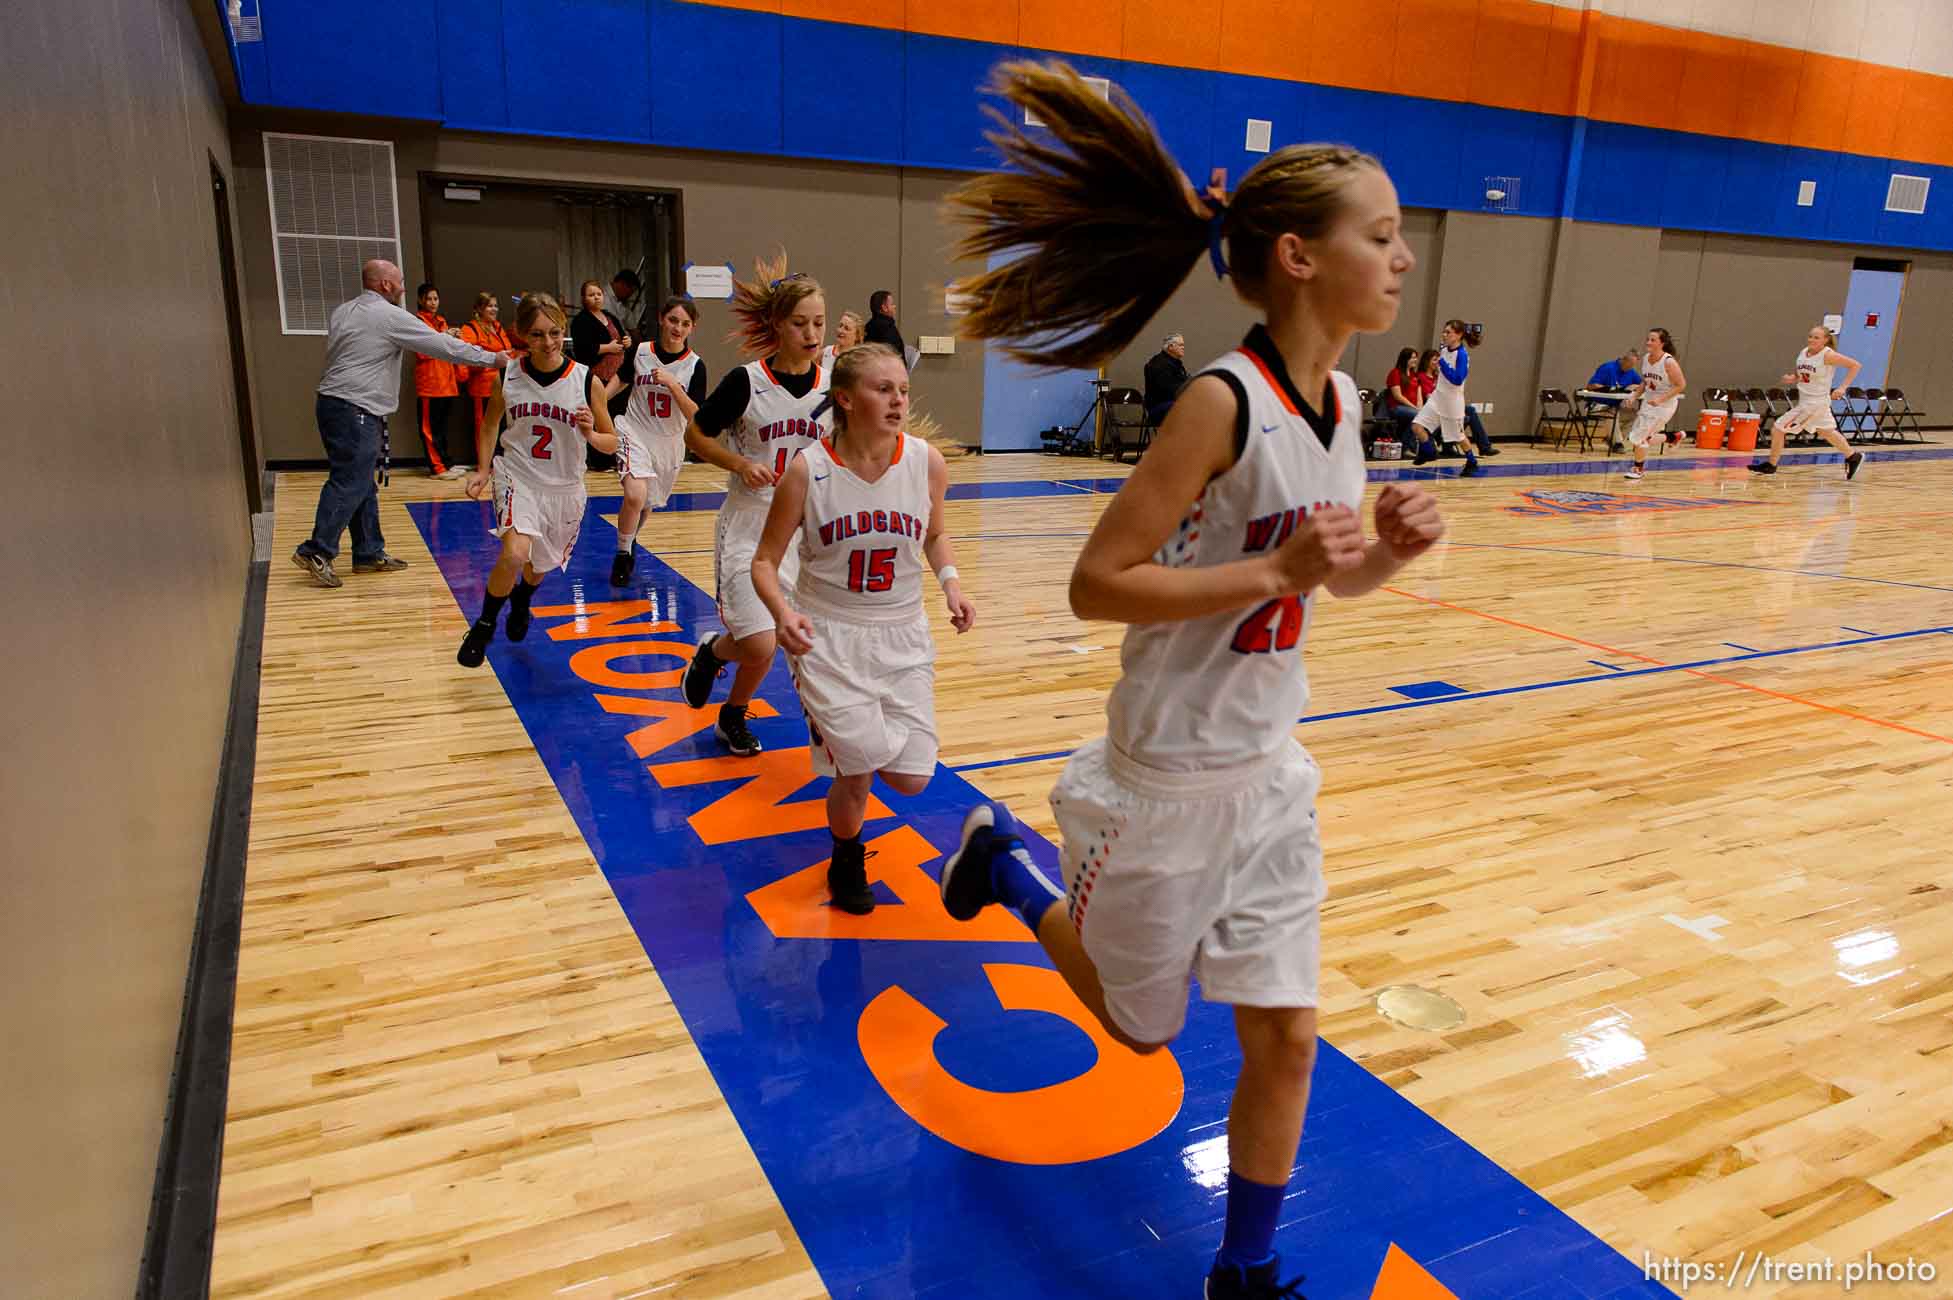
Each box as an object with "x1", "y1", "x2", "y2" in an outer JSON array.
[{"x1": 1195, "y1": 167, "x2": 1230, "y2": 280}]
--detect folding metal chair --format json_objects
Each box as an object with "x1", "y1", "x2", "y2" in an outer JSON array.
[
  {"x1": 1861, "y1": 388, "x2": 1890, "y2": 441},
  {"x1": 1100, "y1": 387, "x2": 1151, "y2": 463},
  {"x1": 1882, "y1": 387, "x2": 1928, "y2": 441}
]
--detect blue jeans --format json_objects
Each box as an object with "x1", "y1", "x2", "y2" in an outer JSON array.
[{"x1": 299, "y1": 394, "x2": 386, "y2": 563}]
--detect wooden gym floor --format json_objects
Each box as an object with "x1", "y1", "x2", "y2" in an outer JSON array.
[{"x1": 213, "y1": 441, "x2": 1953, "y2": 1298}]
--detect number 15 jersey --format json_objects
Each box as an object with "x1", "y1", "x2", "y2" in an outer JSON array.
[{"x1": 1107, "y1": 328, "x2": 1366, "y2": 775}]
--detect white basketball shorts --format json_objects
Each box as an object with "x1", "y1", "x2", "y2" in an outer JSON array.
[
  {"x1": 491, "y1": 459, "x2": 586, "y2": 574},
  {"x1": 1049, "y1": 736, "x2": 1326, "y2": 1044},
  {"x1": 714, "y1": 501, "x2": 801, "y2": 641},
  {"x1": 789, "y1": 610, "x2": 937, "y2": 779},
  {"x1": 615, "y1": 415, "x2": 685, "y2": 509},
  {"x1": 1411, "y1": 394, "x2": 1465, "y2": 442},
  {"x1": 1773, "y1": 400, "x2": 1837, "y2": 434},
  {"x1": 1625, "y1": 397, "x2": 1680, "y2": 447}
]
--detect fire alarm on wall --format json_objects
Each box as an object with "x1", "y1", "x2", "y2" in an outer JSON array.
[{"x1": 1866, "y1": 312, "x2": 1880, "y2": 329}]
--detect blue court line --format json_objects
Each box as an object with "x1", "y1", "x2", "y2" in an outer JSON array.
[
  {"x1": 1588, "y1": 660, "x2": 1627, "y2": 672},
  {"x1": 1842, "y1": 625, "x2": 1879, "y2": 635},
  {"x1": 1448, "y1": 541, "x2": 1953, "y2": 595},
  {"x1": 1723, "y1": 642, "x2": 1760, "y2": 652},
  {"x1": 950, "y1": 623, "x2": 1953, "y2": 775}
]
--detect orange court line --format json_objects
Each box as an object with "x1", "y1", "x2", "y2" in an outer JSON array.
[{"x1": 1384, "y1": 588, "x2": 1953, "y2": 746}]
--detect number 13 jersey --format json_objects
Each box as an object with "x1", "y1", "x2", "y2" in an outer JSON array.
[{"x1": 1107, "y1": 328, "x2": 1366, "y2": 775}]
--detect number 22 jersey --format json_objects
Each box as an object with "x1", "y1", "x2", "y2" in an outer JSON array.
[{"x1": 1106, "y1": 326, "x2": 1367, "y2": 775}]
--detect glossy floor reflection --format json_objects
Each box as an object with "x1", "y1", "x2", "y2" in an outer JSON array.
[{"x1": 214, "y1": 446, "x2": 1953, "y2": 1300}]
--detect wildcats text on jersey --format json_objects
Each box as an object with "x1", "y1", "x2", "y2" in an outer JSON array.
[
  {"x1": 816, "y1": 510, "x2": 927, "y2": 547},
  {"x1": 506, "y1": 399, "x2": 577, "y2": 424},
  {"x1": 760, "y1": 417, "x2": 821, "y2": 446},
  {"x1": 1243, "y1": 503, "x2": 1342, "y2": 553}
]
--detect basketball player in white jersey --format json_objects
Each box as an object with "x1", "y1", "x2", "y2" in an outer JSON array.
[
  {"x1": 817, "y1": 311, "x2": 864, "y2": 374},
  {"x1": 679, "y1": 255, "x2": 831, "y2": 757},
  {"x1": 610, "y1": 295, "x2": 711, "y2": 585},
  {"x1": 1750, "y1": 324, "x2": 1865, "y2": 479},
  {"x1": 457, "y1": 292, "x2": 619, "y2": 667},
  {"x1": 936, "y1": 63, "x2": 1445, "y2": 1300},
  {"x1": 1409, "y1": 319, "x2": 1483, "y2": 475},
  {"x1": 1621, "y1": 327, "x2": 1686, "y2": 481},
  {"x1": 748, "y1": 343, "x2": 975, "y2": 912}
]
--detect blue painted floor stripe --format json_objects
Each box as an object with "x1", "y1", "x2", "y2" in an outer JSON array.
[{"x1": 408, "y1": 497, "x2": 1670, "y2": 1300}]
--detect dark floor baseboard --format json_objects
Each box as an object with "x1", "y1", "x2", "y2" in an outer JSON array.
[{"x1": 137, "y1": 482, "x2": 273, "y2": 1299}]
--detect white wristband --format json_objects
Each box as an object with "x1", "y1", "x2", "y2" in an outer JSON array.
[{"x1": 936, "y1": 565, "x2": 960, "y2": 585}]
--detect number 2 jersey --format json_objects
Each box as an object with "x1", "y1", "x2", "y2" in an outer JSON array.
[
  {"x1": 1106, "y1": 326, "x2": 1367, "y2": 775},
  {"x1": 794, "y1": 433, "x2": 930, "y2": 622},
  {"x1": 499, "y1": 358, "x2": 595, "y2": 492}
]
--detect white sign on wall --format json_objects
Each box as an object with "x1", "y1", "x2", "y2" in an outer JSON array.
[
  {"x1": 684, "y1": 262, "x2": 737, "y2": 300},
  {"x1": 1823, "y1": 313, "x2": 1843, "y2": 333}
]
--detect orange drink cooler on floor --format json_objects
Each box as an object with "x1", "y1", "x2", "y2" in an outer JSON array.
[
  {"x1": 1695, "y1": 410, "x2": 1727, "y2": 449},
  {"x1": 1727, "y1": 412, "x2": 1760, "y2": 451}
]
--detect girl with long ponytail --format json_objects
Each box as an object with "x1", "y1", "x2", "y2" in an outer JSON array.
[
  {"x1": 934, "y1": 60, "x2": 1446, "y2": 1300},
  {"x1": 677, "y1": 252, "x2": 832, "y2": 757}
]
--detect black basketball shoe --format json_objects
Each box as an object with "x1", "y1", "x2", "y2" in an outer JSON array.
[
  {"x1": 684, "y1": 635, "x2": 725, "y2": 709},
  {"x1": 457, "y1": 618, "x2": 496, "y2": 668},
  {"x1": 827, "y1": 837, "x2": 876, "y2": 915},
  {"x1": 716, "y1": 703, "x2": 761, "y2": 757}
]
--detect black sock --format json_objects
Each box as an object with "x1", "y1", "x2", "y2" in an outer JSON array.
[
  {"x1": 511, "y1": 577, "x2": 538, "y2": 610},
  {"x1": 477, "y1": 588, "x2": 510, "y2": 625},
  {"x1": 721, "y1": 701, "x2": 747, "y2": 721}
]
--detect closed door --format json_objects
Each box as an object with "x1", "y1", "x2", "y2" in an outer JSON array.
[{"x1": 1835, "y1": 262, "x2": 1907, "y2": 432}]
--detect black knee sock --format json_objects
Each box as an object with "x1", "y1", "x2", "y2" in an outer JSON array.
[
  {"x1": 477, "y1": 588, "x2": 511, "y2": 626},
  {"x1": 511, "y1": 577, "x2": 538, "y2": 610}
]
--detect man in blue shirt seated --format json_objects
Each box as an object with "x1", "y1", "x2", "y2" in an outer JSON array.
[{"x1": 1586, "y1": 348, "x2": 1641, "y2": 395}]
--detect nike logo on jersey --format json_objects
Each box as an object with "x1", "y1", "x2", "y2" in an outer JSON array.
[
  {"x1": 1261, "y1": 423, "x2": 1279, "y2": 433},
  {"x1": 813, "y1": 473, "x2": 830, "y2": 481}
]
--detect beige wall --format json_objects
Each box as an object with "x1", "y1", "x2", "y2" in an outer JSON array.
[
  {"x1": 232, "y1": 118, "x2": 986, "y2": 461},
  {"x1": 1429, "y1": 211, "x2": 1559, "y2": 434},
  {"x1": 0, "y1": 0, "x2": 253, "y2": 1294}
]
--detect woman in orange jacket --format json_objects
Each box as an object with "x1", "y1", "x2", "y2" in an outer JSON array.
[
  {"x1": 413, "y1": 283, "x2": 465, "y2": 478},
  {"x1": 456, "y1": 291, "x2": 514, "y2": 469}
]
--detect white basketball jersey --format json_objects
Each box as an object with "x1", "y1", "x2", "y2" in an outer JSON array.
[
  {"x1": 1641, "y1": 353, "x2": 1679, "y2": 405},
  {"x1": 499, "y1": 359, "x2": 592, "y2": 490},
  {"x1": 796, "y1": 434, "x2": 931, "y2": 621},
  {"x1": 1107, "y1": 350, "x2": 1367, "y2": 773},
  {"x1": 1793, "y1": 346, "x2": 1834, "y2": 405},
  {"x1": 819, "y1": 344, "x2": 838, "y2": 373},
  {"x1": 622, "y1": 346, "x2": 700, "y2": 441},
  {"x1": 725, "y1": 358, "x2": 830, "y2": 510}
]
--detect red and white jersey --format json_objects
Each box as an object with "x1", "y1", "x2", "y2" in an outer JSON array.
[
  {"x1": 1792, "y1": 346, "x2": 1834, "y2": 405},
  {"x1": 1106, "y1": 344, "x2": 1366, "y2": 774},
  {"x1": 499, "y1": 359, "x2": 592, "y2": 490},
  {"x1": 725, "y1": 358, "x2": 829, "y2": 511},
  {"x1": 795, "y1": 433, "x2": 930, "y2": 621},
  {"x1": 1640, "y1": 352, "x2": 1680, "y2": 406},
  {"x1": 621, "y1": 345, "x2": 700, "y2": 441}
]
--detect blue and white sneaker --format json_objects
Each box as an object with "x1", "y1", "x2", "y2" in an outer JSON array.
[{"x1": 939, "y1": 800, "x2": 1015, "y2": 922}]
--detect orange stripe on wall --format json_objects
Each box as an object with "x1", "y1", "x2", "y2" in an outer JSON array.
[{"x1": 686, "y1": 0, "x2": 1953, "y2": 169}]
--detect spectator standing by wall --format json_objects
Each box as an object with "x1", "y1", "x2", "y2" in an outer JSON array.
[
  {"x1": 572, "y1": 279, "x2": 630, "y2": 469},
  {"x1": 412, "y1": 283, "x2": 465, "y2": 478},
  {"x1": 866, "y1": 289, "x2": 907, "y2": 363},
  {"x1": 456, "y1": 291, "x2": 513, "y2": 474}
]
